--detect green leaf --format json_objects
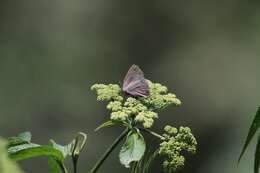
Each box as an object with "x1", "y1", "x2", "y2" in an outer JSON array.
[
  {"x1": 48, "y1": 156, "x2": 62, "y2": 173},
  {"x1": 49, "y1": 132, "x2": 87, "y2": 158},
  {"x1": 8, "y1": 145, "x2": 64, "y2": 162},
  {"x1": 50, "y1": 140, "x2": 72, "y2": 158},
  {"x1": 49, "y1": 132, "x2": 87, "y2": 173},
  {"x1": 119, "y1": 131, "x2": 146, "y2": 168},
  {"x1": 239, "y1": 106, "x2": 260, "y2": 162},
  {"x1": 255, "y1": 135, "x2": 260, "y2": 173},
  {"x1": 47, "y1": 140, "x2": 66, "y2": 173},
  {"x1": 6, "y1": 132, "x2": 66, "y2": 173},
  {"x1": 7, "y1": 132, "x2": 32, "y2": 147},
  {"x1": 0, "y1": 137, "x2": 25, "y2": 173},
  {"x1": 8, "y1": 143, "x2": 40, "y2": 153},
  {"x1": 95, "y1": 120, "x2": 115, "y2": 132},
  {"x1": 17, "y1": 132, "x2": 31, "y2": 143},
  {"x1": 6, "y1": 132, "x2": 86, "y2": 173}
]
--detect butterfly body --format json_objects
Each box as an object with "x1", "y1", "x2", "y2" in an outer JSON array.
[{"x1": 123, "y1": 64, "x2": 149, "y2": 97}]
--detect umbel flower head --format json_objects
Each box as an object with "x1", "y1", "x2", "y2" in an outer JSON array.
[
  {"x1": 159, "y1": 125, "x2": 197, "y2": 172},
  {"x1": 91, "y1": 80, "x2": 181, "y2": 128}
]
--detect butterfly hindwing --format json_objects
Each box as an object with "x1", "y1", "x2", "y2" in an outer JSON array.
[
  {"x1": 123, "y1": 64, "x2": 149, "y2": 97},
  {"x1": 125, "y1": 79, "x2": 149, "y2": 97}
]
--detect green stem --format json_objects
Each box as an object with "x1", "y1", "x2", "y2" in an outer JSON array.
[
  {"x1": 89, "y1": 128, "x2": 130, "y2": 173},
  {"x1": 139, "y1": 128, "x2": 165, "y2": 140},
  {"x1": 131, "y1": 161, "x2": 138, "y2": 173},
  {"x1": 72, "y1": 138, "x2": 79, "y2": 173},
  {"x1": 60, "y1": 163, "x2": 69, "y2": 173}
]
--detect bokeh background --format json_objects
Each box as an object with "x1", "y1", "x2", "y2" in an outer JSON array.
[{"x1": 0, "y1": 0, "x2": 259, "y2": 173}]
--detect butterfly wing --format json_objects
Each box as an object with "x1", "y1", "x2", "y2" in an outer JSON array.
[
  {"x1": 123, "y1": 64, "x2": 144, "y2": 88},
  {"x1": 123, "y1": 64, "x2": 149, "y2": 97},
  {"x1": 124, "y1": 78, "x2": 149, "y2": 97}
]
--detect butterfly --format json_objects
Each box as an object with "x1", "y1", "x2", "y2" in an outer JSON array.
[{"x1": 122, "y1": 64, "x2": 150, "y2": 97}]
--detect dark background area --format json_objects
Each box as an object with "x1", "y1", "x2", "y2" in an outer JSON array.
[{"x1": 0, "y1": 0, "x2": 259, "y2": 173}]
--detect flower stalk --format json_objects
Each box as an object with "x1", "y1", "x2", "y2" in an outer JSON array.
[{"x1": 89, "y1": 128, "x2": 130, "y2": 173}]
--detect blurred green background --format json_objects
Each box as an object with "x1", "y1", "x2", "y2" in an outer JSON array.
[{"x1": 0, "y1": 0, "x2": 259, "y2": 173}]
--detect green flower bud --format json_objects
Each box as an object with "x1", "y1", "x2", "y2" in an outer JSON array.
[
  {"x1": 107, "y1": 101, "x2": 122, "y2": 112},
  {"x1": 111, "y1": 111, "x2": 128, "y2": 121},
  {"x1": 91, "y1": 84, "x2": 123, "y2": 101},
  {"x1": 134, "y1": 111, "x2": 158, "y2": 128},
  {"x1": 164, "y1": 125, "x2": 178, "y2": 135},
  {"x1": 140, "y1": 80, "x2": 181, "y2": 111}
]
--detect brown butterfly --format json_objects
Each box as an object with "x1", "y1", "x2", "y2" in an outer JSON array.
[{"x1": 123, "y1": 64, "x2": 149, "y2": 97}]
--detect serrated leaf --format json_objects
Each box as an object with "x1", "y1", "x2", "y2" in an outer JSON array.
[
  {"x1": 7, "y1": 138, "x2": 29, "y2": 148},
  {"x1": 8, "y1": 143, "x2": 40, "y2": 154},
  {"x1": 239, "y1": 107, "x2": 260, "y2": 162},
  {"x1": 7, "y1": 132, "x2": 32, "y2": 148},
  {"x1": 17, "y1": 132, "x2": 31, "y2": 143},
  {"x1": 255, "y1": 135, "x2": 260, "y2": 173},
  {"x1": 95, "y1": 120, "x2": 115, "y2": 132},
  {"x1": 9, "y1": 144, "x2": 67, "y2": 173},
  {"x1": 6, "y1": 132, "x2": 66, "y2": 173},
  {"x1": 119, "y1": 131, "x2": 146, "y2": 168},
  {"x1": 8, "y1": 145, "x2": 64, "y2": 162}
]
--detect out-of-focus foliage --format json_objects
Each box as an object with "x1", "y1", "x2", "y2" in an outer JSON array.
[
  {"x1": 0, "y1": 138, "x2": 24, "y2": 173},
  {"x1": 6, "y1": 131, "x2": 87, "y2": 173},
  {"x1": 239, "y1": 107, "x2": 260, "y2": 173}
]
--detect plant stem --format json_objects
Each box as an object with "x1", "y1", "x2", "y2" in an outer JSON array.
[
  {"x1": 89, "y1": 128, "x2": 130, "y2": 173},
  {"x1": 72, "y1": 156, "x2": 78, "y2": 173},
  {"x1": 139, "y1": 128, "x2": 165, "y2": 140},
  {"x1": 131, "y1": 161, "x2": 138, "y2": 173},
  {"x1": 60, "y1": 163, "x2": 69, "y2": 173}
]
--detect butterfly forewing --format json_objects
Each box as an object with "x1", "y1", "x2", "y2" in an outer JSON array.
[
  {"x1": 123, "y1": 65, "x2": 144, "y2": 88},
  {"x1": 123, "y1": 64, "x2": 149, "y2": 97}
]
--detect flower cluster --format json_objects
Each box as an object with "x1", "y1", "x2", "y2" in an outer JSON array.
[
  {"x1": 91, "y1": 80, "x2": 181, "y2": 128},
  {"x1": 159, "y1": 125, "x2": 197, "y2": 172},
  {"x1": 140, "y1": 81, "x2": 181, "y2": 111},
  {"x1": 91, "y1": 84, "x2": 123, "y2": 102}
]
